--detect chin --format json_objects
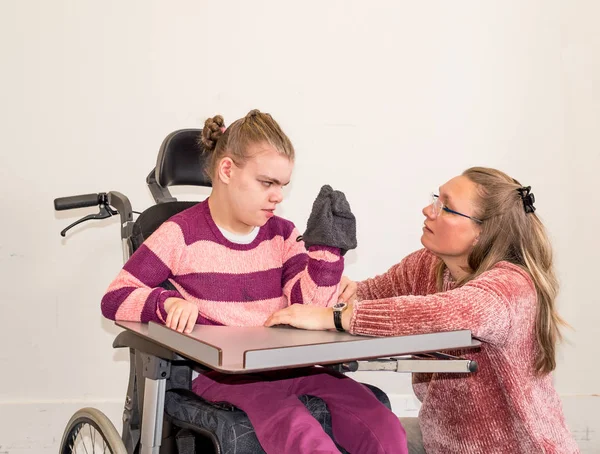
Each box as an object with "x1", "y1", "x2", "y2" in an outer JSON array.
[
  {"x1": 421, "y1": 237, "x2": 440, "y2": 256},
  {"x1": 420, "y1": 235, "x2": 430, "y2": 249},
  {"x1": 252, "y1": 215, "x2": 269, "y2": 227}
]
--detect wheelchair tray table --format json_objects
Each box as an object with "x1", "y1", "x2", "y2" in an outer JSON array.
[{"x1": 116, "y1": 321, "x2": 481, "y2": 374}]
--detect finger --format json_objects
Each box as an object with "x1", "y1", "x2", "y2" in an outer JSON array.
[
  {"x1": 184, "y1": 310, "x2": 198, "y2": 334},
  {"x1": 265, "y1": 313, "x2": 284, "y2": 327},
  {"x1": 169, "y1": 308, "x2": 182, "y2": 330},
  {"x1": 338, "y1": 284, "x2": 356, "y2": 303},
  {"x1": 270, "y1": 314, "x2": 292, "y2": 326},
  {"x1": 337, "y1": 280, "x2": 350, "y2": 301},
  {"x1": 264, "y1": 308, "x2": 290, "y2": 326},
  {"x1": 176, "y1": 310, "x2": 189, "y2": 333}
]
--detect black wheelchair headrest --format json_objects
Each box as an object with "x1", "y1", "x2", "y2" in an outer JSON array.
[{"x1": 155, "y1": 129, "x2": 212, "y2": 188}]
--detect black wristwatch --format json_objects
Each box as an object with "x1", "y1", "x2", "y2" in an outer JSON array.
[{"x1": 332, "y1": 302, "x2": 348, "y2": 332}]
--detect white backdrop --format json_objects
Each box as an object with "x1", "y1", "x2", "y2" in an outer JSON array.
[{"x1": 0, "y1": 1, "x2": 598, "y2": 452}]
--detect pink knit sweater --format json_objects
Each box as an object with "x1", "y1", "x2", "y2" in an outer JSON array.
[
  {"x1": 101, "y1": 200, "x2": 342, "y2": 326},
  {"x1": 351, "y1": 248, "x2": 578, "y2": 454}
]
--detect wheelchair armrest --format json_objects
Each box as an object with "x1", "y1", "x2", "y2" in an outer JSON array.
[{"x1": 113, "y1": 330, "x2": 183, "y2": 361}]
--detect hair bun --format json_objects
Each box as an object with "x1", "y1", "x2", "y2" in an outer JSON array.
[{"x1": 201, "y1": 115, "x2": 226, "y2": 152}]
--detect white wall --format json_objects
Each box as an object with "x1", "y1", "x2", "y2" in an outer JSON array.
[{"x1": 0, "y1": 1, "x2": 598, "y2": 452}]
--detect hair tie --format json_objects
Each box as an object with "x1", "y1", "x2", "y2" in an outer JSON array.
[{"x1": 516, "y1": 186, "x2": 536, "y2": 213}]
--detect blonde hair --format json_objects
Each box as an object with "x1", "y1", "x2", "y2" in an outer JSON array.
[
  {"x1": 200, "y1": 109, "x2": 295, "y2": 181},
  {"x1": 436, "y1": 166, "x2": 566, "y2": 374}
]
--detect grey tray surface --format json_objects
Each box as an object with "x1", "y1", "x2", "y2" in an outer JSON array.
[{"x1": 115, "y1": 321, "x2": 480, "y2": 373}]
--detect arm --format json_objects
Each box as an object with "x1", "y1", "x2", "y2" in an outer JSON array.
[
  {"x1": 101, "y1": 221, "x2": 185, "y2": 323},
  {"x1": 281, "y1": 227, "x2": 343, "y2": 307},
  {"x1": 348, "y1": 265, "x2": 529, "y2": 345},
  {"x1": 357, "y1": 249, "x2": 434, "y2": 300}
]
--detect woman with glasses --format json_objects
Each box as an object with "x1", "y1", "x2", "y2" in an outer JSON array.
[{"x1": 265, "y1": 167, "x2": 579, "y2": 454}]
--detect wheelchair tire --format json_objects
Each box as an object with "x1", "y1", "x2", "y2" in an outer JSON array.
[{"x1": 59, "y1": 407, "x2": 127, "y2": 454}]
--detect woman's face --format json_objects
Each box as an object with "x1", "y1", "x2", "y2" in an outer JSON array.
[{"x1": 421, "y1": 175, "x2": 482, "y2": 263}]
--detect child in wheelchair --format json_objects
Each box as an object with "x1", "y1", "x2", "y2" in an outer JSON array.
[{"x1": 100, "y1": 109, "x2": 408, "y2": 454}]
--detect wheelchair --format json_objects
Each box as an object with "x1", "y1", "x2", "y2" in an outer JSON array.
[{"x1": 54, "y1": 129, "x2": 396, "y2": 454}]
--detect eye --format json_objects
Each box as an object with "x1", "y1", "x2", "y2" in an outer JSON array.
[{"x1": 260, "y1": 180, "x2": 273, "y2": 188}]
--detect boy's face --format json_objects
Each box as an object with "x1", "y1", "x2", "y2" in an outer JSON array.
[{"x1": 226, "y1": 142, "x2": 294, "y2": 230}]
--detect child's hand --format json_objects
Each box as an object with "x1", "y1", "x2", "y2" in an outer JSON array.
[
  {"x1": 164, "y1": 297, "x2": 199, "y2": 334},
  {"x1": 264, "y1": 304, "x2": 333, "y2": 331},
  {"x1": 301, "y1": 185, "x2": 357, "y2": 256}
]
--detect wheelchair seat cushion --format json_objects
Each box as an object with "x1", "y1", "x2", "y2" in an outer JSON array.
[
  {"x1": 165, "y1": 382, "x2": 390, "y2": 454},
  {"x1": 165, "y1": 388, "x2": 343, "y2": 454}
]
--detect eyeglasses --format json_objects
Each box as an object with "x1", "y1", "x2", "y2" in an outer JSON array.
[{"x1": 430, "y1": 193, "x2": 483, "y2": 224}]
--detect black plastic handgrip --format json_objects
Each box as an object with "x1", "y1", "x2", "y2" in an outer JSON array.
[{"x1": 54, "y1": 193, "x2": 101, "y2": 211}]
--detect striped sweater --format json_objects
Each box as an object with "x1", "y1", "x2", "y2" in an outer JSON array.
[
  {"x1": 351, "y1": 248, "x2": 579, "y2": 454},
  {"x1": 101, "y1": 199, "x2": 343, "y2": 326}
]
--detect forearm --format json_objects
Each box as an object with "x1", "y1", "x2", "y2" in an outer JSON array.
[
  {"x1": 284, "y1": 245, "x2": 344, "y2": 306},
  {"x1": 357, "y1": 249, "x2": 431, "y2": 301},
  {"x1": 102, "y1": 222, "x2": 185, "y2": 322},
  {"x1": 102, "y1": 285, "x2": 181, "y2": 323},
  {"x1": 348, "y1": 283, "x2": 511, "y2": 344}
]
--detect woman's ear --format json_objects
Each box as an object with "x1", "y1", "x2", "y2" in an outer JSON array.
[
  {"x1": 217, "y1": 157, "x2": 234, "y2": 184},
  {"x1": 471, "y1": 222, "x2": 482, "y2": 246}
]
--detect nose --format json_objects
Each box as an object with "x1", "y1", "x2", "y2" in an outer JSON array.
[
  {"x1": 270, "y1": 187, "x2": 284, "y2": 204},
  {"x1": 423, "y1": 203, "x2": 435, "y2": 220}
]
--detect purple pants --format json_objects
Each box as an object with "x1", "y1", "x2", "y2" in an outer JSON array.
[{"x1": 192, "y1": 367, "x2": 408, "y2": 454}]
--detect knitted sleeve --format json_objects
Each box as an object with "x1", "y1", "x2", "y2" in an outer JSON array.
[
  {"x1": 357, "y1": 249, "x2": 433, "y2": 300},
  {"x1": 349, "y1": 264, "x2": 529, "y2": 346},
  {"x1": 100, "y1": 221, "x2": 185, "y2": 323},
  {"x1": 281, "y1": 227, "x2": 344, "y2": 307}
]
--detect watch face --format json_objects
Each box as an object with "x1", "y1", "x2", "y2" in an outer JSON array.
[{"x1": 333, "y1": 302, "x2": 347, "y2": 311}]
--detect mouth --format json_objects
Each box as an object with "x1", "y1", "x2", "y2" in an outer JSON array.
[
  {"x1": 263, "y1": 208, "x2": 275, "y2": 217},
  {"x1": 423, "y1": 224, "x2": 433, "y2": 234}
]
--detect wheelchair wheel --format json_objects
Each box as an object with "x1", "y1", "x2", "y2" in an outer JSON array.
[{"x1": 59, "y1": 407, "x2": 127, "y2": 454}]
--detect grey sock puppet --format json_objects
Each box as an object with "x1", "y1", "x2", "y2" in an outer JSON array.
[{"x1": 300, "y1": 185, "x2": 357, "y2": 256}]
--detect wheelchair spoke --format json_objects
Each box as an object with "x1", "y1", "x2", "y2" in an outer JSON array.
[
  {"x1": 68, "y1": 423, "x2": 108, "y2": 454},
  {"x1": 82, "y1": 428, "x2": 90, "y2": 454},
  {"x1": 61, "y1": 409, "x2": 125, "y2": 454}
]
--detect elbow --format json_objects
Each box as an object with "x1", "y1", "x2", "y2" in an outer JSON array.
[{"x1": 100, "y1": 295, "x2": 118, "y2": 320}]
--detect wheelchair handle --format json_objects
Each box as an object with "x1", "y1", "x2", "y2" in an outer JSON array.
[
  {"x1": 54, "y1": 193, "x2": 103, "y2": 211},
  {"x1": 54, "y1": 191, "x2": 135, "y2": 254}
]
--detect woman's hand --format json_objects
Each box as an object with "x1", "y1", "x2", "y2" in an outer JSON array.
[
  {"x1": 337, "y1": 275, "x2": 358, "y2": 303},
  {"x1": 264, "y1": 304, "x2": 335, "y2": 331},
  {"x1": 164, "y1": 297, "x2": 199, "y2": 333}
]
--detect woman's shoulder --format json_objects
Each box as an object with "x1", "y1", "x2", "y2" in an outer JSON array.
[
  {"x1": 401, "y1": 248, "x2": 439, "y2": 272},
  {"x1": 471, "y1": 261, "x2": 536, "y2": 300}
]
